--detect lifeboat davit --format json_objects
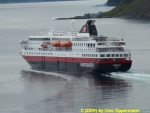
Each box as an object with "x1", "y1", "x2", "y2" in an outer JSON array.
[
  {"x1": 51, "y1": 41, "x2": 61, "y2": 47},
  {"x1": 60, "y1": 41, "x2": 72, "y2": 47},
  {"x1": 41, "y1": 43, "x2": 48, "y2": 48}
]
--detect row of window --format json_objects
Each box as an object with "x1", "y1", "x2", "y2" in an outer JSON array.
[
  {"x1": 25, "y1": 47, "x2": 96, "y2": 51},
  {"x1": 25, "y1": 52, "x2": 53, "y2": 55},
  {"x1": 24, "y1": 52, "x2": 130, "y2": 58},
  {"x1": 72, "y1": 43, "x2": 95, "y2": 47},
  {"x1": 73, "y1": 49, "x2": 95, "y2": 51},
  {"x1": 24, "y1": 52, "x2": 80, "y2": 56},
  {"x1": 100, "y1": 54, "x2": 130, "y2": 57},
  {"x1": 28, "y1": 43, "x2": 41, "y2": 45},
  {"x1": 52, "y1": 38, "x2": 70, "y2": 41},
  {"x1": 29, "y1": 38, "x2": 50, "y2": 41},
  {"x1": 25, "y1": 47, "x2": 47, "y2": 50},
  {"x1": 72, "y1": 37, "x2": 89, "y2": 41},
  {"x1": 82, "y1": 54, "x2": 98, "y2": 57}
]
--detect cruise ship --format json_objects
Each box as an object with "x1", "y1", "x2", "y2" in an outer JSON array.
[{"x1": 20, "y1": 20, "x2": 132, "y2": 73}]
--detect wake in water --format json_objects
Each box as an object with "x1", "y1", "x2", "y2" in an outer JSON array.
[
  {"x1": 22, "y1": 67, "x2": 74, "y2": 81},
  {"x1": 110, "y1": 71, "x2": 150, "y2": 83},
  {"x1": 22, "y1": 67, "x2": 150, "y2": 84}
]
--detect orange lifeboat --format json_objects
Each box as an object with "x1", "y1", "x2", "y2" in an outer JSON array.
[
  {"x1": 41, "y1": 43, "x2": 48, "y2": 48},
  {"x1": 60, "y1": 41, "x2": 72, "y2": 47},
  {"x1": 51, "y1": 41, "x2": 61, "y2": 47}
]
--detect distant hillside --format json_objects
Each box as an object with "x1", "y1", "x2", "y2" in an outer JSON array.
[
  {"x1": 106, "y1": 0, "x2": 121, "y2": 6},
  {"x1": 100, "y1": 0, "x2": 150, "y2": 18},
  {"x1": 0, "y1": 0, "x2": 76, "y2": 4}
]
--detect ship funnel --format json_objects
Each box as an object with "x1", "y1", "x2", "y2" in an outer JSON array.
[{"x1": 79, "y1": 20, "x2": 98, "y2": 36}]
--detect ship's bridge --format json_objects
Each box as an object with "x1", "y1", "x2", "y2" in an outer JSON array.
[{"x1": 28, "y1": 36, "x2": 51, "y2": 41}]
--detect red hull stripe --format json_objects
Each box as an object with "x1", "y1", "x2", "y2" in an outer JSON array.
[{"x1": 22, "y1": 55, "x2": 132, "y2": 64}]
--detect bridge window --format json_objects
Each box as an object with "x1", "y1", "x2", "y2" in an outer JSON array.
[
  {"x1": 124, "y1": 54, "x2": 128, "y2": 57},
  {"x1": 100, "y1": 54, "x2": 105, "y2": 57},
  {"x1": 107, "y1": 54, "x2": 110, "y2": 57}
]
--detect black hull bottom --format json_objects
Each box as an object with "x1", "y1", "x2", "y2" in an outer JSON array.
[{"x1": 27, "y1": 61, "x2": 132, "y2": 73}]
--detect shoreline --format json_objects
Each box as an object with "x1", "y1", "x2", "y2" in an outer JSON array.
[{"x1": 56, "y1": 15, "x2": 150, "y2": 20}]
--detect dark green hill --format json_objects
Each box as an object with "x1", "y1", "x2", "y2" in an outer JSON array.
[{"x1": 100, "y1": 0, "x2": 150, "y2": 18}]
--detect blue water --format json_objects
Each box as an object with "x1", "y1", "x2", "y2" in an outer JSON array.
[{"x1": 0, "y1": 0, "x2": 150, "y2": 113}]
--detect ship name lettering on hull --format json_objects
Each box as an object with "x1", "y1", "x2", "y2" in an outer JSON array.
[
  {"x1": 80, "y1": 63, "x2": 94, "y2": 67},
  {"x1": 113, "y1": 64, "x2": 121, "y2": 69}
]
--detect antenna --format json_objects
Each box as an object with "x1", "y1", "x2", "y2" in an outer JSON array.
[
  {"x1": 48, "y1": 18, "x2": 56, "y2": 36},
  {"x1": 51, "y1": 18, "x2": 55, "y2": 32},
  {"x1": 70, "y1": 20, "x2": 75, "y2": 32}
]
